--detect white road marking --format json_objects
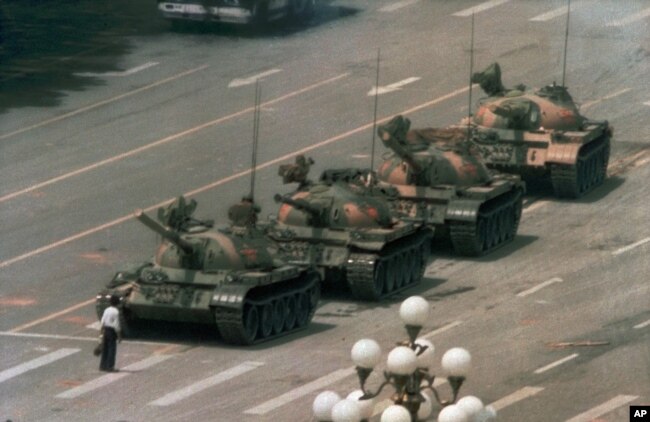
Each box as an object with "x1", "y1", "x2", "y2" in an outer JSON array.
[
  {"x1": 523, "y1": 200, "x2": 549, "y2": 214},
  {"x1": 0, "y1": 73, "x2": 348, "y2": 205},
  {"x1": 379, "y1": 0, "x2": 420, "y2": 13},
  {"x1": 0, "y1": 331, "x2": 175, "y2": 347},
  {"x1": 517, "y1": 277, "x2": 563, "y2": 297},
  {"x1": 10, "y1": 298, "x2": 95, "y2": 333},
  {"x1": 0, "y1": 348, "x2": 80, "y2": 384},
  {"x1": 368, "y1": 77, "x2": 421, "y2": 96},
  {"x1": 150, "y1": 361, "x2": 264, "y2": 406},
  {"x1": 228, "y1": 69, "x2": 283, "y2": 88},
  {"x1": 489, "y1": 386, "x2": 544, "y2": 411},
  {"x1": 633, "y1": 319, "x2": 650, "y2": 329},
  {"x1": 57, "y1": 355, "x2": 172, "y2": 399},
  {"x1": 0, "y1": 65, "x2": 208, "y2": 141},
  {"x1": 534, "y1": 353, "x2": 578, "y2": 374},
  {"x1": 612, "y1": 237, "x2": 650, "y2": 256},
  {"x1": 244, "y1": 367, "x2": 356, "y2": 415},
  {"x1": 581, "y1": 88, "x2": 631, "y2": 111},
  {"x1": 86, "y1": 321, "x2": 102, "y2": 330},
  {"x1": 529, "y1": 5, "x2": 569, "y2": 22},
  {"x1": 452, "y1": 0, "x2": 511, "y2": 17},
  {"x1": 0, "y1": 84, "x2": 470, "y2": 271},
  {"x1": 371, "y1": 378, "x2": 447, "y2": 416},
  {"x1": 75, "y1": 62, "x2": 159, "y2": 77},
  {"x1": 565, "y1": 395, "x2": 639, "y2": 422},
  {"x1": 606, "y1": 7, "x2": 650, "y2": 27},
  {"x1": 644, "y1": 100, "x2": 650, "y2": 106},
  {"x1": 420, "y1": 321, "x2": 463, "y2": 340}
]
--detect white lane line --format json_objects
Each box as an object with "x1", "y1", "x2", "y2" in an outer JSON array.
[
  {"x1": 644, "y1": 101, "x2": 650, "y2": 106},
  {"x1": 606, "y1": 7, "x2": 650, "y2": 27},
  {"x1": 0, "y1": 65, "x2": 209, "y2": 141},
  {"x1": 517, "y1": 277, "x2": 563, "y2": 298},
  {"x1": 57, "y1": 355, "x2": 172, "y2": 399},
  {"x1": 489, "y1": 386, "x2": 544, "y2": 411},
  {"x1": 0, "y1": 84, "x2": 470, "y2": 271},
  {"x1": 452, "y1": 0, "x2": 511, "y2": 17},
  {"x1": 150, "y1": 361, "x2": 264, "y2": 406},
  {"x1": 0, "y1": 331, "x2": 175, "y2": 347},
  {"x1": 612, "y1": 237, "x2": 650, "y2": 256},
  {"x1": 368, "y1": 77, "x2": 421, "y2": 96},
  {"x1": 534, "y1": 353, "x2": 578, "y2": 374},
  {"x1": 228, "y1": 69, "x2": 283, "y2": 88},
  {"x1": 379, "y1": 0, "x2": 420, "y2": 13},
  {"x1": 9, "y1": 298, "x2": 95, "y2": 333},
  {"x1": 244, "y1": 367, "x2": 356, "y2": 415},
  {"x1": 565, "y1": 395, "x2": 639, "y2": 422},
  {"x1": 633, "y1": 319, "x2": 650, "y2": 329},
  {"x1": 0, "y1": 348, "x2": 80, "y2": 384},
  {"x1": 371, "y1": 378, "x2": 448, "y2": 416},
  {"x1": 522, "y1": 200, "x2": 549, "y2": 214},
  {"x1": 75, "y1": 62, "x2": 159, "y2": 77},
  {"x1": 581, "y1": 88, "x2": 631, "y2": 111},
  {"x1": 420, "y1": 321, "x2": 463, "y2": 340},
  {"x1": 86, "y1": 321, "x2": 102, "y2": 330},
  {"x1": 0, "y1": 72, "x2": 348, "y2": 205},
  {"x1": 529, "y1": 5, "x2": 569, "y2": 22}
]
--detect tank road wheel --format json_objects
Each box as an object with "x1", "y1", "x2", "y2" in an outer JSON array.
[
  {"x1": 295, "y1": 292, "x2": 310, "y2": 327},
  {"x1": 259, "y1": 303, "x2": 274, "y2": 339},
  {"x1": 271, "y1": 300, "x2": 285, "y2": 335},
  {"x1": 283, "y1": 295, "x2": 297, "y2": 331},
  {"x1": 393, "y1": 254, "x2": 407, "y2": 289},
  {"x1": 498, "y1": 208, "x2": 510, "y2": 244},
  {"x1": 409, "y1": 249, "x2": 422, "y2": 285},
  {"x1": 289, "y1": 0, "x2": 315, "y2": 21},
  {"x1": 370, "y1": 260, "x2": 387, "y2": 299},
  {"x1": 250, "y1": 2, "x2": 269, "y2": 25},
  {"x1": 384, "y1": 256, "x2": 397, "y2": 294},
  {"x1": 242, "y1": 305, "x2": 259, "y2": 344},
  {"x1": 309, "y1": 281, "x2": 320, "y2": 311}
]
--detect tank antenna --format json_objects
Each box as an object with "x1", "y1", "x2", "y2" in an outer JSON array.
[
  {"x1": 466, "y1": 12, "x2": 475, "y2": 141},
  {"x1": 370, "y1": 48, "x2": 381, "y2": 172},
  {"x1": 250, "y1": 80, "x2": 261, "y2": 202},
  {"x1": 561, "y1": 0, "x2": 571, "y2": 87}
]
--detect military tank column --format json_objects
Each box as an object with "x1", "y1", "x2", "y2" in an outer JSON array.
[
  {"x1": 96, "y1": 196, "x2": 321, "y2": 346},
  {"x1": 469, "y1": 62, "x2": 612, "y2": 199}
]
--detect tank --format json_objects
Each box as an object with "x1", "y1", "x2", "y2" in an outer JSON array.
[
  {"x1": 268, "y1": 156, "x2": 434, "y2": 301},
  {"x1": 376, "y1": 115, "x2": 525, "y2": 257},
  {"x1": 468, "y1": 62, "x2": 612, "y2": 198},
  {"x1": 95, "y1": 196, "x2": 320, "y2": 346}
]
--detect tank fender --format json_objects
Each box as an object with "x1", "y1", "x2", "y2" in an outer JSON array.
[
  {"x1": 445, "y1": 199, "x2": 482, "y2": 222},
  {"x1": 546, "y1": 143, "x2": 581, "y2": 165},
  {"x1": 210, "y1": 283, "x2": 249, "y2": 310}
]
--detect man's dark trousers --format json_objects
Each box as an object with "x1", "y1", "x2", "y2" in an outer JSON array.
[{"x1": 99, "y1": 327, "x2": 117, "y2": 371}]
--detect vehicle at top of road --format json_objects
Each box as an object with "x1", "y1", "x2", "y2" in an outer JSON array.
[
  {"x1": 96, "y1": 195, "x2": 320, "y2": 346},
  {"x1": 156, "y1": 0, "x2": 317, "y2": 26},
  {"x1": 268, "y1": 155, "x2": 434, "y2": 301},
  {"x1": 375, "y1": 115, "x2": 525, "y2": 257},
  {"x1": 466, "y1": 62, "x2": 612, "y2": 199}
]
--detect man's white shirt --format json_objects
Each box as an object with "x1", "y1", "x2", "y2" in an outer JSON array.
[{"x1": 101, "y1": 306, "x2": 121, "y2": 332}]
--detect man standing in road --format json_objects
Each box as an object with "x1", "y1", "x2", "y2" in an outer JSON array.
[{"x1": 99, "y1": 295, "x2": 122, "y2": 372}]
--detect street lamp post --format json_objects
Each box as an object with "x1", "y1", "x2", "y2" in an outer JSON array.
[{"x1": 312, "y1": 296, "x2": 496, "y2": 422}]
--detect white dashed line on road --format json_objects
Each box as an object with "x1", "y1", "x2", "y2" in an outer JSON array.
[
  {"x1": 517, "y1": 277, "x2": 563, "y2": 297},
  {"x1": 580, "y1": 88, "x2": 631, "y2": 111},
  {"x1": 420, "y1": 321, "x2": 463, "y2": 340},
  {"x1": 75, "y1": 62, "x2": 159, "y2": 77},
  {"x1": 606, "y1": 7, "x2": 650, "y2": 27},
  {"x1": 634, "y1": 319, "x2": 650, "y2": 329},
  {"x1": 452, "y1": 0, "x2": 511, "y2": 17},
  {"x1": 612, "y1": 237, "x2": 650, "y2": 256},
  {"x1": 565, "y1": 395, "x2": 639, "y2": 422},
  {"x1": 228, "y1": 69, "x2": 283, "y2": 88},
  {"x1": 529, "y1": 5, "x2": 569, "y2": 22},
  {"x1": 244, "y1": 367, "x2": 356, "y2": 415},
  {"x1": 0, "y1": 348, "x2": 80, "y2": 384},
  {"x1": 489, "y1": 386, "x2": 545, "y2": 411},
  {"x1": 57, "y1": 355, "x2": 172, "y2": 399},
  {"x1": 368, "y1": 77, "x2": 421, "y2": 96},
  {"x1": 150, "y1": 361, "x2": 264, "y2": 406},
  {"x1": 534, "y1": 353, "x2": 578, "y2": 374},
  {"x1": 644, "y1": 100, "x2": 650, "y2": 106},
  {"x1": 379, "y1": 0, "x2": 420, "y2": 13}
]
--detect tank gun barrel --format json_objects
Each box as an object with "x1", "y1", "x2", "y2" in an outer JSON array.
[
  {"x1": 273, "y1": 194, "x2": 323, "y2": 218},
  {"x1": 378, "y1": 126, "x2": 423, "y2": 174},
  {"x1": 134, "y1": 209, "x2": 195, "y2": 254}
]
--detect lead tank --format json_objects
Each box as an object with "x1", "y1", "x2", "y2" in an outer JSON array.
[
  {"x1": 376, "y1": 115, "x2": 525, "y2": 257},
  {"x1": 96, "y1": 196, "x2": 320, "y2": 345},
  {"x1": 268, "y1": 156, "x2": 434, "y2": 301},
  {"x1": 468, "y1": 62, "x2": 612, "y2": 198}
]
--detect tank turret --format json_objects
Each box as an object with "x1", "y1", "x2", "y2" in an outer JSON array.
[
  {"x1": 376, "y1": 115, "x2": 524, "y2": 257},
  {"x1": 468, "y1": 62, "x2": 611, "y2": 198},
  {"x1": 269, "y1": 156, "x2": 433, "y2": 301},
  {"x1": 96, "y1": 197, "x2": 320, "y2": 346}
]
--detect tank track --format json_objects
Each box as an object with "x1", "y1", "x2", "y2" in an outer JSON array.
[
  {"x1": 346, "y1": 231, "x2": 432, "y2": 301},
  {"x1": 449, "y1": 187, "x2": 524, "y2": 257},
  {"x1": 213, "y1": 272, "x2": 320, "y2": 346},
  {"x1": 550, "y1": 135, "x2": 610, "y2": 199}
]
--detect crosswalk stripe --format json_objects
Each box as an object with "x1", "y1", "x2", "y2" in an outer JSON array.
[
  {"x1": 565, "y1": 395, "x2": 639, "y2": 422},
  {"x1": 0, "y1": 348, "x2": 80, "y2": 384},
  {"x1": 150, "y1": 361, "x2": 264, "y2": 406},
  {"x1": 452, "y1": 0, "x2": 511, "y2": 17},
  {"x1": 489, "y1": 386, "x2": 544, "y2": 411},
  {"x1": 244, "y1": 367, "x2": 357, "y2": 415},
  {"x1": 57, "y1": 355, "x2": 172, "y2": 399},
  {"x1": 534, "y1": 353, "x2": 578, "y2": 374},
  {"x1": 529, "y1": 5, "x2": 569, "y2": 22}
]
